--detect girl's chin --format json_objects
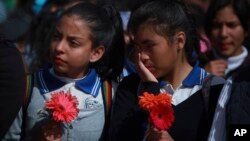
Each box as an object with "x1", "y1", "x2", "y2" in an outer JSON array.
[{"x1": 53, "y1": 67, "x2": 66, "y2": 75}]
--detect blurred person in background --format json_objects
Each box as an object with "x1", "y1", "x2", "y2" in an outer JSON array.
[
  {"x1": 187, "y1": 3, "x2": 212, "y2": 67},
  {"x1": 184, "y1": 0, "x2": 211, "y2": 12},
  {"x1": 0, "y1": 0, "x2": 35, "y2": 73},
  {"x1": 202, "y1": 0, "x2": 250, "y2": 140},
  {"x1": 0, "y1": 1, "x2": 26, "y2": 139},
  {"x1": 203, "y1": 0, "x2": 250, "y2": 78}
]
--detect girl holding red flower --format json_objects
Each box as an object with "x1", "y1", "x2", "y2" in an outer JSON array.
[
  {"x1": 4, "y1": 2, "x2": 124, "y2": 141},
  {"x1": 110, "y1": 0, "x2": 225, "y2": 141}
]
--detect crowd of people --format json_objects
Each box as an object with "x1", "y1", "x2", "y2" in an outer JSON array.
[{"x1": 0, "y1": 0, "x2": 250, "y2": 141}]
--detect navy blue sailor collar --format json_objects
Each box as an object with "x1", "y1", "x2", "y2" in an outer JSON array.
[
  {"x1": 182, "y1": 64, "x2": 208, "y2": 87},
  {"x1": 35, "y1": 68, "x2": 101, "y2": 97},
  {"x1": 159, "y1": 64, "x2": 208, "y2": 88}
]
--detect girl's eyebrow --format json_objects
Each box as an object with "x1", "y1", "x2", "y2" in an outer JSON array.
[
  {"x1": 67, "y1": 36, "x2": 85, "y2": 41},
  {"x1": 213, "y1": 19, "x2": 239, "y2": 23},
  {"x1": 134, "y1": 39, "x2": 154, "y2": 46},
  {"x1": 141, "y1": 39, "x2": 154, "y2": 45},
  {"x1": 55, "y1": 27, "x2": 86, "y2": 40}
]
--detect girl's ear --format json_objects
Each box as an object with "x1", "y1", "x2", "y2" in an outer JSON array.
[
  {"x1": 89, "y1": 45, "x2": 105, "y2": 63},
  {"x1": 175, "y1": 31, "x2": 186, "y2": 50}
]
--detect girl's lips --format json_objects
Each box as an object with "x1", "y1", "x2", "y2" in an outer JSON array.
[
  {"x1": 54, "y1": 58, "x2": 66, "y2": 65},
  {"x1": 219, "y1": 43, "x2": 231, "y2": 50}
]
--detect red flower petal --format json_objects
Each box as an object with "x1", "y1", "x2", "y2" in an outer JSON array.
[
  {"x1": 139, "y1": 92, "x2": 174, "y2": 130},
  {"x1": 139, "y1": 92, "x2": 158, "y2": 111},
  {"x1": 45, "y1": 91, "x2": 79, "y2": 123},
  {"x1": 149, "y1": 104, "x2": 174, "y2": 130}
]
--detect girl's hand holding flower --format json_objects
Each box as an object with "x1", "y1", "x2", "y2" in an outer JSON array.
[
  {"x1": 38, "y1": 120, "x2": 62, "y2": 141},
  {"x1": 147, "y1": 127, "x2": 174, "y2": 141},
  {"x1": 38, "y1": 91, "x2": 79, "y2": 141},
  {"x1": 139, "y1": 92, "x2": 174, "y2": 141}
]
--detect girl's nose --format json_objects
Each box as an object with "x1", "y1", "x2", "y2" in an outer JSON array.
[{"x1": 220, "y1": 25, "x2": 228, "y2": 38}]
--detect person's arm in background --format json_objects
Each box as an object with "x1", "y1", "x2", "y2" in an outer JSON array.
[{"x1": 0, "y1": 38, "x2": 26, "y2": 140}]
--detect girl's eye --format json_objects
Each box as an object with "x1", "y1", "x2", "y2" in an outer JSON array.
[
  {"x1": 69, "y1": 40, "x2": 80, "y2": 47},
  {"x1": 212, "y1": 21, "x2": 240, "y2": 29},
  {"x1": 226, "y1": 22, "x2": 240, "y2": 29},
  {"x1": 146, "y1": 44, "x2": 155, "y2": 48},
  {"x1": 144, "y1": 43, "x2": 156, "y2": 49}
]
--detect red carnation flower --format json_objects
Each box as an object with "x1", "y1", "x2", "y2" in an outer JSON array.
[{"x1": 45, "y1": 91, "x2": 79, "y2": 123}]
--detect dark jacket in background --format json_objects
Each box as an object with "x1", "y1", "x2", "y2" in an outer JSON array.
[
  {"x1": 227, "y1": 64, "x2": 250, "y2": 125},
  {"x1": 0, "y1": 37, "x2": 26, "y2": 139}
]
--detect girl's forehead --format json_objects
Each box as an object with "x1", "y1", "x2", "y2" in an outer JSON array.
[
  {"x1": 57, "y1": 15, "x2": 92, "y2": 38},
  {"x1": 137, "y1": 24, "x2": 170, "y2": 38},
  {"x1": 59, "y1": 15, "x2": 89, "y2": 28}
]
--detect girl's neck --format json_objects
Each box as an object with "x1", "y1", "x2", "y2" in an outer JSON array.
[
  {"x1": 50, "y1": 68, "x2": 89, "y2": 83},
  {"x1": 53, "y1": 68, "x2": 89, "y2": 80},
  {"x1": 163, "y1": 60, "x2": 193, "y2": 90}
]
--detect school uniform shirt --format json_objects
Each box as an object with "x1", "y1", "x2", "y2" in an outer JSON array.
[
  {"x1": 3, "y1": 68, "x2": 116, "y2": 141},
  {"x1": 110, "y1": 65, "x2": 225, "y2": 141}
]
